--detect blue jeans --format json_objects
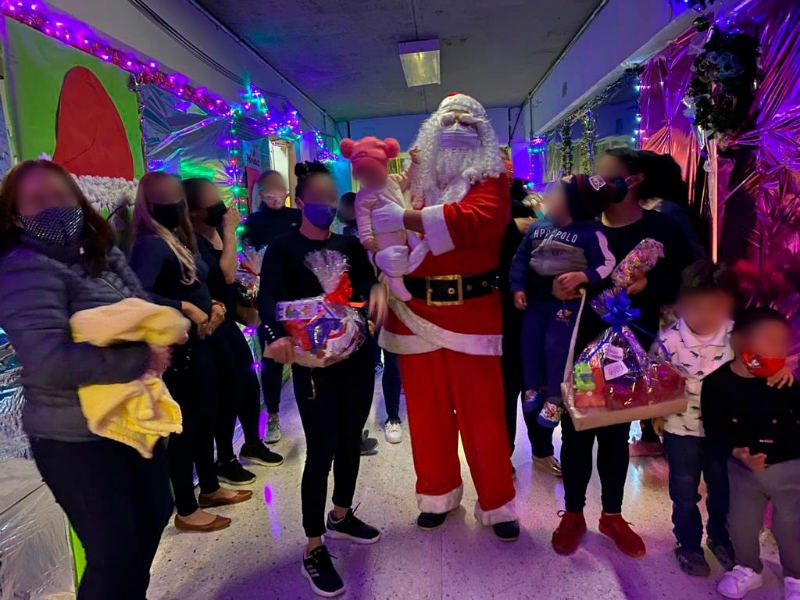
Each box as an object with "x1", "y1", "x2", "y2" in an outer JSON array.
[
  {"x1": 663, "y1": 432, "x2": 730, "y2": 551},
  {"x1": 371, "y1": 335, "x2": 402, "y2": 422},
  {"x1": 521, "y1": 298, "x2": 581, "y2": 398}
]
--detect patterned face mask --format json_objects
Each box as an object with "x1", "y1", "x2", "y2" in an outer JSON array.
[{"x1": 18, "y1": 206, "x2": 84, "y2": 246}]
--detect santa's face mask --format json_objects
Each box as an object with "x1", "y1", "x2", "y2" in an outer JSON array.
[{"x1": 438, "y1": 112, "x2": 480, "y2": 150}]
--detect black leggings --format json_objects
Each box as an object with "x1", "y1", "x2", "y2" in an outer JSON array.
[
  {"x1": 210, "y1": 319, "x2": 261, "y2": 460},
  {"x1": 31, "y1": 438, "x2": 172, "y2": 600},
  {"x1": 293, "y1": 346, "x2": 374, "y2": 537},
  {"x1": 163, "y1": 335, "x2": 220, "y2": 516},
  {"x1": 561, "y1": 414, "x2": 630, "y2": 514},
  {"x1": 259, "y1": 328, "x2": 285, "y2": 415}
]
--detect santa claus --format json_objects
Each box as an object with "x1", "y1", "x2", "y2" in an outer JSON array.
[{"x1": 371, "y1": 93, "x2": 518, "y2": 540}]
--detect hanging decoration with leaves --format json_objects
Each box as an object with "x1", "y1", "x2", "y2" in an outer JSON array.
[
  {"x1": 560, "y1": 121, "x2": 573, "y2": 176},
  {"x1": 685, "y1": 27, "x2": 760, "y2": 138}
]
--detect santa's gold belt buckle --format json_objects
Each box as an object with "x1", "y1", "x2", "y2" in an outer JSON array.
[{"x1": 425, "y1": 275, "x2": 464, "y2": 306}]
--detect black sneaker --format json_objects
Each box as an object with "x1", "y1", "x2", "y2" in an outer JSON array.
[
  {"x1": 216, "y1": 458, "x2": 256, "y2": 486},
  {"x1": 493, "y1": 520, "x2": 521, "y2": 542},
  {"x1": 302, "y1": 546, "x2": 344, "y2": 597},
  {"x1": 708, "y1": 539, "x2": 735, "y2": 571},
  {"x1": 326, "y1": 507, "x2": 381, "y2": 544},
  {"x1": 675, "y1": 544, "x2": 711, "y2": 577},
  {"x1": 360, "y1": 430, "x2": 378, "y2": 456},
  {"x1": 240, "y1": 442, "x2": 284, "y2": 467},
  {"x1": 417, "y1": 512, "x2": 448, "y2": 530}
]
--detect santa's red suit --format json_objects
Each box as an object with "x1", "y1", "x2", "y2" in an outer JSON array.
[{"x1": 379, "y1": 95, "x2": 516, "y2": 525}]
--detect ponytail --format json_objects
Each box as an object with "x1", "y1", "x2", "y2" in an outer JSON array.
[{"x1": 636, "y1": 151, "x2": 689, "y2": 208}]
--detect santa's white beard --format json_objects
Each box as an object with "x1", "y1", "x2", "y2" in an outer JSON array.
[{"x1": 433, "y1": 147, "x2": 481, "y2": 187}]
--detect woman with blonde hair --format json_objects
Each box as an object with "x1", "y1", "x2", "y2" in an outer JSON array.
[{"x1": 130, "y1": 171, "x2": 251, "y2": 533}]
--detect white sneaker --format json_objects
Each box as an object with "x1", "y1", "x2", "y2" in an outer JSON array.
[
  {"x1": 717, "y1": 566, "x2": 763, "y2": 599},
  {"x1": 785, "y1": 576, "x2": 800, "y2": 600},
  {"x1": 384, "y1": 420, "x2": 402, "y2": 444},
  {"x1": 264, "y1": 415, "x2": 281, "y2": 444}
]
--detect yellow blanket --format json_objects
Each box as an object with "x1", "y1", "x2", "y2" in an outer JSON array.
[{"x1": 70, "y1": 298, "x2": 190, "y2": 458}]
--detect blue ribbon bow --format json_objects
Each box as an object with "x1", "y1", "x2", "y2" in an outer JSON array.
[{"x1": 599, "y1": 290, "x2": 641, "y2": 331}]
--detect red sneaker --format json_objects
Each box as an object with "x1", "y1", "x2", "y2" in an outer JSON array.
[
  {"x1": 551, "y1": 510, "x2": 587, "y2": 555},
  {"x1": 599, "y1": 513, "x2": 646, "y2": 557}
]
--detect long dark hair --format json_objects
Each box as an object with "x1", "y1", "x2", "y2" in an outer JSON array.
[
  {"x1": 604, "y1": 148, "x2": 689, "y2": 207},
  {"x1": 636, "y1": 150, "x2": 689, "y2": 209},
  {"x1": 0, "y1": 159, "x2": 115, "y2": 275},
  {"x1": 294, "y1": 161, "x2": 331, "y2": 200}
]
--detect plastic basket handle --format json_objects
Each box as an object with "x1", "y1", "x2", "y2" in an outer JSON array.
[{"x1": 562, "y1": 289, "x2": 588, "y2": 383}]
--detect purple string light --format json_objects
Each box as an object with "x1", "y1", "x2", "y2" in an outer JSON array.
[{"x1": 0, "y1": 0, "x2": 339, "y2": 186}]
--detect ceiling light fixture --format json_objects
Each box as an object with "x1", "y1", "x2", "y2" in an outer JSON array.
[{"x1": 398, "y1": 39, "x2": 441, "y2": 87}]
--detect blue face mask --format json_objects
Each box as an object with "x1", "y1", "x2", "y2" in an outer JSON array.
[{"x1": 303, "y1": 203, "x2": 337, "y2": 229}]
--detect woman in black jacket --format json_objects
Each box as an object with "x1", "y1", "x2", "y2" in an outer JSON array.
[
  {"x1": 184, "y1": 177, "x2": 284, "y2": 483},
  {"x1": 130, "y1": 172, "x2": 251, "y2": 533},
  {"x1": 0, "y1": 160, "x2": 172, "y2": 599}
]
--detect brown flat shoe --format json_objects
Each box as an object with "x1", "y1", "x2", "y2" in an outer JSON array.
[
  {"x1": 198, "y1": 489, "x2": 253, "y2": 508},
  {"x1": 174, "y1": 514, "x2": 231, "y2": 533}
]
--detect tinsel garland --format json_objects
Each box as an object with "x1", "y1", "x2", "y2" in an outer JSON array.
[
  {"x1": 0, "y1": 327, "x2": 28, "y2": 460},
  {"x1": 545, "y1": 71, "x2": 639, "y2": 177},
  {"x1": 582, "y1": 110, "x2": 597, "y2": 173},
  {"x1": 560, "y1": 121, "x2": 573, "y2": 176}
]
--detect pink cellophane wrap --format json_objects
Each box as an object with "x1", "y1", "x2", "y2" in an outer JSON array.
[{"x1": 610, "y1": 238, "x2": 665, "y2": 289}]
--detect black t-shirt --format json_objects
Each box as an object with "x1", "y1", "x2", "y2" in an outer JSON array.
[
  {"x1": 257, "y1": 230, "x2": 377, "y2": 344},
  {"x1": 196, "y1": 234, "x2": 237, "y2": 316},
  {"x1": 129, "y1": 232, "x2": 212, "y2": 316},
  {"x1": 701, "y1": 363, "x2": 800, "y2": 465},
  {"x1": 576, "y1": 209, "x2": 698, "y2": 351},
  {"x1": 241, "y1": 206, "x2": 302, "y2": 250}
]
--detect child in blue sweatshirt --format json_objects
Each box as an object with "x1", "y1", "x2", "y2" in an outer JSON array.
[{"x1": 510, "y1": 174, "x2": 625, "y2": 426}]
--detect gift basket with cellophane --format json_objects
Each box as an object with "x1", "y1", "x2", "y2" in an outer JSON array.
[
  {"x1": 235, "y1": 241, "x2": 265, "y2": 307},
  {"x1": 561, "y1": 239, "x2": 688, "y2": 430},
  {"x1": 275, "y1": 250, "x2": 367, "y2": 368}
]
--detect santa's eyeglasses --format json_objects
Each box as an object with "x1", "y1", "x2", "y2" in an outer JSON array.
[{"x1": 440, "y1": 112, "x2": 479, "y2": 127}]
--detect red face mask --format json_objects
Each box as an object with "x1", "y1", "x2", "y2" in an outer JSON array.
[{"x1": 741, "y1": 351, "x2": 786, "y2": 378}]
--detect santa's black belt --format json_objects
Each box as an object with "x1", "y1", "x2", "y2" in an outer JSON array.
[{"x1": 403, "y1": 271, "x2": 499, "y2": 306}]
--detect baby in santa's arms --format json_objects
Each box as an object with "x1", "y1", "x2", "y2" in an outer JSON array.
[{"x1": 340, "y1": 136, "x2": 428, "y2": 301}]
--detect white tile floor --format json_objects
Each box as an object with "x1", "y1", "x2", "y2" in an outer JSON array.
[{"x1": 149, "y1": 376, "x2": 784, "y2": 600}]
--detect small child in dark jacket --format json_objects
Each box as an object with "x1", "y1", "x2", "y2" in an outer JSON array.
[
  {"x1": 510, "y1": 174, "x2": 624, "y2": 426},
  {"x1": 702, "y1": 308, "x2": 799, "y2": 600}
]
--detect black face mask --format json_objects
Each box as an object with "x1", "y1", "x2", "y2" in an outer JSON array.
[
  {"x1": 152, "y1": 201, "x2": 186, "y2": 230},
  {"x1": 204, "y1": 202, "x2": 227, "y2": 227}
]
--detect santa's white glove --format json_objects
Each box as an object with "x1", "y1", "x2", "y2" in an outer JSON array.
[
  {"x1": 374, "y1": 245, "x2": 410, "y2": 277},
  {"x1": 372, "y1": 201, "x2": 406, "y2": 234}
]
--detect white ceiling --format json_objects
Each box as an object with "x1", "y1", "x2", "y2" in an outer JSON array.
[{"x1": 195, "y1": 0, "x2": 604, "y2": 121}]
